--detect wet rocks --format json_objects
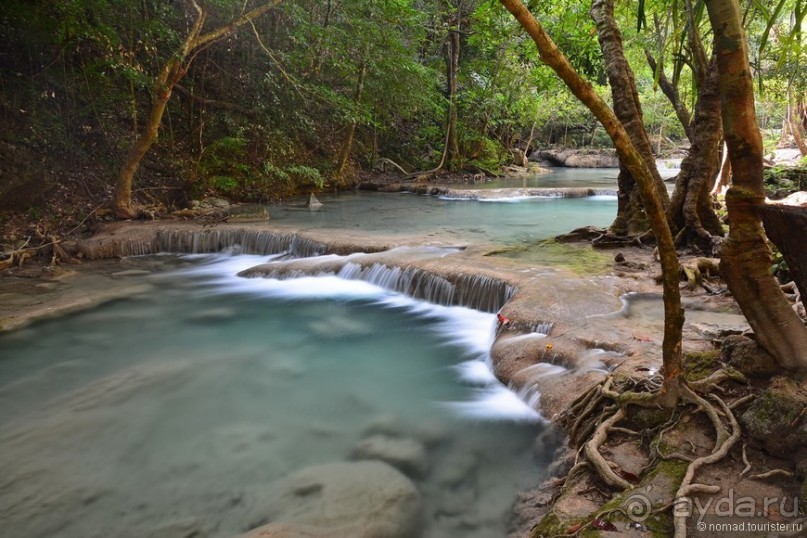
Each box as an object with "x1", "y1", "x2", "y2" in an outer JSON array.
[
  {"x1": 243, "y1": 461, "x2": 422, "y2": 538},
  {"x1": 720, "y1": 334, "x2": 778, "y2": 378},
  {"x1": 305, "y1": 194, "x2": 323, "y2": 209},
  {"x1": 554, "y1": 226, "x2": 607, "y2": 243}
]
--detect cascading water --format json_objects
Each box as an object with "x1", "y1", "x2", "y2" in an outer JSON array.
[
  {"x1": 0, "y1": 254, "x2": 553, "y2": 538},
  {"x1": 238, "y1": 258, "x2": 515, "y2": 314}
]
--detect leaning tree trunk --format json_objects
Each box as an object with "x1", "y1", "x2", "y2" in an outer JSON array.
[
  {"x1": 667, "y1": 58, "x2": 724, "y2": 252},
  {"x1": 704, "y1": 0, "x2": 807, "y2": 370},
  {"x1": 113, "y1": 79, "x2": 178, "y2": 218},
  {"x1": 645, "y1": 51, "x2": 693, "y2": 143},
  {"x1": 591, "y1": 0, "x2": 669, "y2": 238},
  {"x1": 445, "y1": 21, "x2": 461, "y2": 171},
  {"x1": 112, "y1": 0, "x2": 280, "y2": 218},
  {"x1": 498, "y1": 0, "x2": 684, "y2": 404},
  {"x1": 335, "y1": 52, "x2": 368, "y2": 181}
]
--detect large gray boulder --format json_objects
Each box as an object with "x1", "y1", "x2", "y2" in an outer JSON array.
[
  {"x1": 529, "y1": 148, "x2": 619, "y2": 168},
  {"x1": 242, "y1": 461, "x2": 422, "y2": 538}
]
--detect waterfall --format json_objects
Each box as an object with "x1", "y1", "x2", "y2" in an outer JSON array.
[
  {"x1": 338, "y1": 262, "x2": 457, "y2": 306},
  {"x1": 80, "y1": 227, "x2": 516, "y2": 312},
  {"x1": 454, "y1": 273, "x2": 516, "y2": 312},
  {"x1": 338, "y1": 263, "x2": 514, "y2": 313},
  {"x1": 80, "y1": 229, "x2": 333, "y2": 259},
  {"x1": 241, "y1": 260, "x2": 515, "y2": 313},
  {"x1": 154, "y1": 229, "x2": 327, "y2": 258}
]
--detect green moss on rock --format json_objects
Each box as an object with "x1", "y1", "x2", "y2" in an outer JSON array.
[
  {"x1": 683, "y1": 350, "x2": 721, "y2": 382},
  {"x1": 741, "y1": 376, "x2": 807, "y2": 457}
]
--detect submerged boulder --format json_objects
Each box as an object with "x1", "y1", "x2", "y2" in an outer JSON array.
[
  {"x1": 351, "y1": 434, "x2": 429, "y2": 478},
  {"x1": 243, "y1": 461, "x2": 422, "y2": 538}
]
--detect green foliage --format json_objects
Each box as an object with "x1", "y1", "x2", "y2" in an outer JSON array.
[{"x1": 1, "y1": 0, "x2": 803, "y2": 212}]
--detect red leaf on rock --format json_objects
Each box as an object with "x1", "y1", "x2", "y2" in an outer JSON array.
[
  {"x1": 618, "y1": 470, "x2": 640, "y2": 483},
  {"x1": 592, "y1": 518, "x2": 617, "y2": 531}
]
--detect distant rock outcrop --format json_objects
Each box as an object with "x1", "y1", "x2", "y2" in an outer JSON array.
[{"x1": 529, "y1": 148, "x2": 619, "y2": 168}]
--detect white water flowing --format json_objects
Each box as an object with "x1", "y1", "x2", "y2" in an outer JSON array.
[{"x1": 173, "y1": 253, "x2": 539, "y2": 423}]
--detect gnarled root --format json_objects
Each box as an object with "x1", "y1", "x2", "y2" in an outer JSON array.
[
  {"x1": 680, "y1": 258, "x2": 721, "y2": 292},
  {"x1": 559, "y1": 370, "x2": 747, "y2": 538},
  {"x1": 673, "y1": 392, "x2": 741, "y2": 538},
  {"x1": 584, "y1": 407, "x2": 631, "y2": 489}
]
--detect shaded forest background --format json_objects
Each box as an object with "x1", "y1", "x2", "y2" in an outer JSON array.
[{"x1": 0, "y1": 0, "x2": 803, "y2": 225}]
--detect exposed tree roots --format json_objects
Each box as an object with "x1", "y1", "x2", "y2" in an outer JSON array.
[
  {"x1": 0, "y1": 228, "x2": 82, "y2": 271},
  {"x1": 558, "y1": 369, "x2": 751, "y2": 538}
]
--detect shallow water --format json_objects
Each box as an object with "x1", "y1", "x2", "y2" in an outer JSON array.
[
  {"x1": 270, "y1": 190, "x2": 618, "y2": 246},
  {"x1": 0, "y1": 254, "x2": 554, "y2": 538}
]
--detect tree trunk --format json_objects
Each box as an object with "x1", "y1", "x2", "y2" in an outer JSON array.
[
  {"x1": 704, "y1": 0, "x2": 807, "y2": 370},
  {"x1": 789, "y1": 104, "x2": 807, "y2": 156},
  {"x1": 667, "y1": 58, "x2": 724, "y2": 252},
  {"x1": 712, "y1": 142, "x2": 731, "y2": 195},
  {"x1": 112, "y1": 0, "x2": 280, "y2": 218},
  {"x1": 590, "y1": 0, "x2": 669, "y2": 237},
  {"x1": 498, "y1": 0, "x2": 684, "y2": 403},
  {"x1": 645, "y1": 51, "x2": 693, "y2": 143},
  {"x1": 113, "y1": 77, "x2": 178, "y2": 218},
  {"x1": 335, "y1": 52, "x2": 368, "y2": 180},
  {"x1": 445, "y1": 22, "x2": 461, "y2": 171},
  {"x1": 759, "y1": 204, "x2": 807, "y2": 301}
]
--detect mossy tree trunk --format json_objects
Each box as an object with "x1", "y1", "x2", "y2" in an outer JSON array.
[
  {"x1": 498, "y1": 0, "x2": 684, "y2": 403},
  {"x1": 590, "y1": 0, "x2": 669, "y2": 238},
  {"x1": 113, "y1": 0, "x2": 280, "y2": 218},
  {"x1": 704, "y1": 0, "x2": 807, "y2": 370}
]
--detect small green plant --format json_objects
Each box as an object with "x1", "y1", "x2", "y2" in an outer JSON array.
[{"x1": 286, "y1": 165, "x2": 324, "y2": 188}]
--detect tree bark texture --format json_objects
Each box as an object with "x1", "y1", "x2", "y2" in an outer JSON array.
[
  {"x1": 498, "y1": 0, "x2": 684, "y2": 401},
  {"x1": 590, "y1": 0, "x2": 669, "y2": 237},
  {"x1": 705, "y1": 0, "x2": 807, "y2": 370},
  {"x1": 335, "y1": 53, "x2": 368, "y2": 180},
  {"x1": 789, "y1": 103, "x2": 807, "y2": 156},
  {"x1": 445, "y1": 24, "x2": 461, "y2": 171},
  {"x1": 758, "y1": 204, "x2": 807, "y2": 301},
  {"x1": 667, "y1": 58, "x2": 724, "y2": 251},
  {"x1": 113, "y1": 0, "x2": 280, "y2": 218},
  {"x1": 645, "y1": 50, "x2": 693, "y2": 143}
]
